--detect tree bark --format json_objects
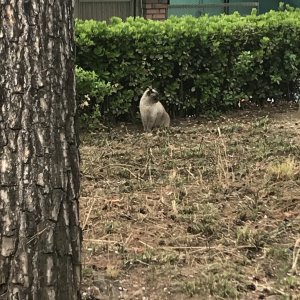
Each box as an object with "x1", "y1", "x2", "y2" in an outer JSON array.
[{"x1": 0, "y1": 1, "x2": 81, "y2": 299}]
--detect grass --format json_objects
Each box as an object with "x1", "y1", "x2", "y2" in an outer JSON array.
[
  {"x1": 267, "y1": 157, "x2": 298, "y2": 180},
  {"x1": 80, "y1": 104, "x2": 300, "y2": 299}
]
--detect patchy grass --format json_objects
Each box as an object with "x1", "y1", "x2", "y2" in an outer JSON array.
[
  {"x1": 267, "y1": 157, "x2": 298, "y2": 180},
  {"x1": 80, "y1": 105, "x2": 300, "y2": 299}
]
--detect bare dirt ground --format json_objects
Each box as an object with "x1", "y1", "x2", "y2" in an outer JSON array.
[{"x1": 80, "y1": 104, "x2": 300, "y2": 300}]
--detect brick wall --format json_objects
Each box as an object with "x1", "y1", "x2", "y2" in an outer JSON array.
[{"x1": 143, "y1": 0, "x2": 169, "y2": 21}]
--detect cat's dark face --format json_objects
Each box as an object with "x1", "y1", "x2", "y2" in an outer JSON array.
[{"x1": 147, "y1": 87, "x2": 159, "y2": 101}]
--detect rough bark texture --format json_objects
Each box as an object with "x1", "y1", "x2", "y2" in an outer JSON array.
[{"x1": 0, "y1": 1, "x2": 81, "y2": 299}]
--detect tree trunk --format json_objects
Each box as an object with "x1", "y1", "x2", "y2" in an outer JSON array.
[{"x1": 0, "y1": 1, "x2": 81, "y2": 299}]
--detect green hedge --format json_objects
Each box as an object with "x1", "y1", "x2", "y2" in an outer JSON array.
[{"x1": 75, "y1": 4, "x2": 300, "y2": 123}]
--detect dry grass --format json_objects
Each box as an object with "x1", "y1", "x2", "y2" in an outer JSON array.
[
  {"x1": 267, "y1": 156, "x2": 298, "y2": 180},
  {"x1": 80, "y1": 105, "x2": 300, "y2": 300}
]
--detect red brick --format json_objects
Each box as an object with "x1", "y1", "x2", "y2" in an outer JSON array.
[
  {"x1": 145, "y1": 14, "x2": 153, "y2": 19},
  {"x1": 145, "y1": 0, "x2": 160, "y2": 3},
  {"x1": 153, "y1": 13, "x2": 166, "y2": 19},
  {"x1": 146, "y1": 9, "x2": 160, "y2": 14},
  {"x1": 159, "y1": 9, "x2": 166, "y2": 13},
  {"x1": 152, "y1": 4, "x2": 167, "y2": 8},
  {"x1": 145, "y1": 4, "x2": 152, "y2": 8}
]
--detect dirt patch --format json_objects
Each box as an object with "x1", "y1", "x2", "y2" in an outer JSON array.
[{"x1": 80, "y1": 104, "x2": 300, "y2": 299}]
